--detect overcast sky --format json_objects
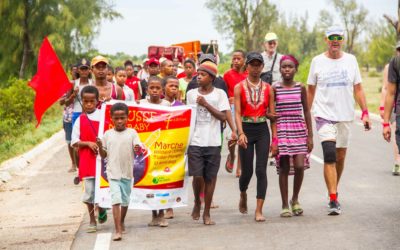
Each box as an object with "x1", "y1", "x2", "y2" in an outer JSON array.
[{"x1": 93, "y1": 0, "x2": 396, "y2": 56}]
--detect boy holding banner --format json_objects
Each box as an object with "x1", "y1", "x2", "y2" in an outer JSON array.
[
  {"x1": 97, "y1": 102, "x2": 141, "y2": 241},
  {"x1": 186, "y1": 61, "x2": 230, "y2": 225}
]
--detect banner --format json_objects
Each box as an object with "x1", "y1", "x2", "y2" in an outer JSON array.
[{"x1": 95, "y1": 100, "x2": 195, "y2": 210}]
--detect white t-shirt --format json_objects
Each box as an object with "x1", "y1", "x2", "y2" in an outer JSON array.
[
  {"x1": 71, "y1": 109, "x2": 101, "y2": 146},
  {"x1": 307, "y1": 52, "x2": 362, "y2": 122},
  {"x1": 186, "y1": 87, "x2": 230, "y2": 147},
  {"x1": 102, "y1": 128, "x2": 141, "y2": 180},
  {"x1": 122, "y1": 85, "x2": 135, "y2": 102},
  {"x1": 72, "y1": 78, "x2": 93, "y2": 113},
  {"x1": 139, "y1": 98, "x2": 171, "y2": 107}
]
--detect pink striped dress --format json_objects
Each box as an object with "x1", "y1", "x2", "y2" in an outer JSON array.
[{"x1": 274, "y1": 82, "x2": 309, "y2": 174}]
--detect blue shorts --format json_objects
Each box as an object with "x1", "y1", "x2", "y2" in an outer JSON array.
[
  {"x1": 109, "y1": 178, "x2": 132, "y2": 207},
  {"x1": 63, "y1": 121, "x2": 72, "y2": 143},
  {"x1": 72, "y1": 112, "x2": 81, "y2": 126}
]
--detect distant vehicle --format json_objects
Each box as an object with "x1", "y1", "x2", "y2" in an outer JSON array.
[{"x1": 148, "y1": 40, "x2": 219, "y2": 63}]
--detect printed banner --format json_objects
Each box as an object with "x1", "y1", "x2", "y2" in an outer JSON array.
[{"x1": 95, "y1": 100, "x2": 195, "y2": 210}]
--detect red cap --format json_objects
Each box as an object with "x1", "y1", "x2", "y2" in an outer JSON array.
[{"x1": 147, "y1": 58, "x2": 160, "y2": 66}]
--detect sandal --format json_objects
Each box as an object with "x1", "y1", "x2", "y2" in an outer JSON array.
[
  {"x1": 86, "y1": 224, "x2": 97, "y2": 233},
  {"x1": 280, "y1": 208, "x2": 292, "y2": 218},
  {"x1": 290, "y1": 200, "x2": 303, "y2": 216},
  {"x1": 225, "y1": 154, "x2": 233, "y2": 173},
  {"x1": 98, "y1": 209, "x2": 107, "y2": 224}
]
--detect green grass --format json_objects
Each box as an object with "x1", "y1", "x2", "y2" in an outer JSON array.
[
  {"x1": 361, "y1": 69, "x2": 383, "y2": 114},
  {"x1": 0, "y1": 106, "x2": 63, "y2": 164}
]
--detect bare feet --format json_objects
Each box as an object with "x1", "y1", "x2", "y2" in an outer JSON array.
[
  {"x1": 255, "y1": 212, "x2": 266, "y2": 222},
  {"x1": 203, "y1": 215, "x2": 216, "y2": 225},
  {"x1": 239, "y1": 192, "x2": 248, "y2": 214},
  {"x1": 158, "y1": 216, "x2": 168, "y2": 227},
  {"x1": 113, "y1": 233, "x2": 122, "y2": 241},
  {"x1": 191, "y1": 202, "x2": 201, "y2": 220},
  {"x1": 165, "y1": 208, "x2": 174, "y2": 219},
  {"x1": 211, "y1": 201, "x2": 219, "y2": 209},
  {"x1": 147, "y1": 217, "x2": 159, "y2": 227},
  {"x1": 121, "y1": 223, "x2": 126, "y2": 234}
]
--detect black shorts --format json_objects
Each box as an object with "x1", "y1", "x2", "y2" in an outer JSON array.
[
  {"x1": 188, "y1": 146, "x2": 221, "y2": 181},
  {"x1": 63, "y1": 121, "x2": 72, "y2": 143}
]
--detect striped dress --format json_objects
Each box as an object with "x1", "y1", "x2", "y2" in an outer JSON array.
[{"x1": 274, "y1": 82, "x2": 309, "y2": 174}]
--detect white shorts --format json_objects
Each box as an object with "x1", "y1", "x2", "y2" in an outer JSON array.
[
  {"x1": 82, "y1": 178, "x2": 95, "y2": 204},
  {"x1": 317, "y1": 120, "x2": 352, "y2": 148}
]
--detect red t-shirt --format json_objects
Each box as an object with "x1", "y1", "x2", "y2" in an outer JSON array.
[
  {"x1": 126, "y1": 76, "x2": 140, "y2": 100},
  {"x1": 223, "y1": 69, "x2": 248, "y2": 98}
]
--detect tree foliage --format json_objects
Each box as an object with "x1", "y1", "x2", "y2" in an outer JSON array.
[
  {"x1": 0, "y1": 0, "x2": 121, "y2": 82},
  {"x1": 206, "y1": 0, "x2": 278, "y2": 52}
]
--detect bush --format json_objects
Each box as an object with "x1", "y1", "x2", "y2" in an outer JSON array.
[
  {"x1": 295, "y1": 56, "x2": 312, "y2": 84},
  {"x1": 0, "y1": 78, "x2": 34, "y2": 139},
  {"x1": 368, "y1": 71, "x2": 380, "y2": 78}
]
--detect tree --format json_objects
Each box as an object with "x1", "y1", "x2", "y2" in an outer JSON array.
[
  {"x1": 206, "y1": 0, "x2": 278, "y2": 52},
  {"x1": 0, "y1": 0, "x2": 121, "y2": 81},
  {"x1": 383, "y1": 0, "x2": 400, "y2": 41},
  {"x1": 330, "y1": 0, "x2": 369, "y2": 54}
]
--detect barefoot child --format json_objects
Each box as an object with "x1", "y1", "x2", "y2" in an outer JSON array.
[
  {"x1": 271, "y1": 55, "x2": 313, "y2": 217},
  {"x1": 71, "y1": 85, "x2": 107, "y2": 233},
  {"x1": 140, "y1": 76, "x2": 171, "y2": 227},
  {"x1": 186, "y1": 61, "x2": 230, "y2": 225},
  {"x1": 98, "y1": 102, "x2": 141, "y2": 241},
  {"x1": 115, "y1": 67, "x2": 135, "y2": 101}
]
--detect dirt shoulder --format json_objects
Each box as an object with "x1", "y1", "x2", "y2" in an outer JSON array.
[{"x1": 0, "y1": 138, "x2": 84, "y2": 250}]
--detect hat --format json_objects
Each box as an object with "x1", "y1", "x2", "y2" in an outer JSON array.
[
  {"x1": 396, "y1": 41, "x2": 400, "y2": 49},
  {"x1": 198, "y1": 61, "x2": 218, "y2": 77},
  {"x1": 199, "y1": 53, "x2": 216, "y2": 64},
  {"x1": 77, "y1": 58, "x2": 90, "y2": 68},
  {"x1": 325, "y1": 26, "x2": 345, "y2": 37},
  {"x1": 91, "y1": 55, "x2": 108, "y2": 66},
  {"x1": 147, "y1": 57, "x2": 160, "y2": 66},
  {"x1": 246, "y1": 52, "x2": 264, "y2": 64},
  {"x1": 264, "y1": 32, "x2": 278, "y2": 42}
]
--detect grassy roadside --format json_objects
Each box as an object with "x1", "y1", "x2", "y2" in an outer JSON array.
[
  {"x1": 0, "y1": 106, "x2": 63, "y2": 164},
  {"x1": 361, "y1": 70, "x2": 382, "y2": 115}
]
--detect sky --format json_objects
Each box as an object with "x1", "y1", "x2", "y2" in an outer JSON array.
[{"x1": 93, "y1": 0, "x2": 397, "y2": 56}]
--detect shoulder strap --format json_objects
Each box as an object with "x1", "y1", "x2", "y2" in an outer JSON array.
[{"x1": 270, "y1": 53, "x2": 278, "y2": 71}]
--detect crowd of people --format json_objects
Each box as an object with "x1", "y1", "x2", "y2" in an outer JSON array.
[{"x1": 60, "y1": 25, "x2": 400, "y2": 241}]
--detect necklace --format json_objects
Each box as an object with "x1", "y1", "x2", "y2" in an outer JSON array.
[{"x1": 246, "y1": 78, "x2": 263, "y2": 105}]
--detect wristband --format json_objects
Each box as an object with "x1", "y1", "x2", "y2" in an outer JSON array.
[
  {"x1": 361, "y1": 110, "x2": 369, "y2": 120},
  {"x1": 379, "y1": 106, "x2": 384, "y2": 111},
  {"x1": 272, "y1": 137, "x2": 278, "y2": 145},
  {"x1": 382, "y1": 123, "x2": 390, "y2": 128}
]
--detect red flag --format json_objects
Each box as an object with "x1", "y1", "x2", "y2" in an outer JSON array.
[{"x1": 28, "y1": 37, "x2": 72, "y2": 127}]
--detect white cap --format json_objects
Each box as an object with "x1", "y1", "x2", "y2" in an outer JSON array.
[{"x1": 325, "y1": 26, "x2": 345, "y2": 37}]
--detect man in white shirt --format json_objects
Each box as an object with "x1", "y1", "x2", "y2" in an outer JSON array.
[
  {"x1": 307, "y1": 26, "x2": 370, "y2": 216},
  {"x1": 261, "y1": 32, "x2": 282, "y2": 84}
]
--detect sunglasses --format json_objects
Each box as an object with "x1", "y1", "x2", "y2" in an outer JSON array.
[
  {"x1": 328, "y1": 35, "x2": 344, "y2": 41},
  {"x1": 268, "y1": 41, "x2": 277, "y2": 45}
]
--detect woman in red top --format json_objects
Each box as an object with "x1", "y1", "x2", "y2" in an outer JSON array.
[{"x1": 234, "y1": 52, "x2": 277, "y2": 222}]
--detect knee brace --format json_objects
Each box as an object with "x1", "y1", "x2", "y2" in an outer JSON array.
[{"x1": 321, "y1": 141, "x2": 336, "y2": 163}]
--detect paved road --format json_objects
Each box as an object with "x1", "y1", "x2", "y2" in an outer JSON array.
[{"x1": 71, "y1": 117, "x2": 400, "y2": 250}]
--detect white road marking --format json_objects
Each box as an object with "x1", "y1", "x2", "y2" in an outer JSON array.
[
  {"x1": 310, "y1": 154, "x2": 324, "y2": 165},
  {"x1": 94, "y1": 233, "x2": 111, "y2": 250}
]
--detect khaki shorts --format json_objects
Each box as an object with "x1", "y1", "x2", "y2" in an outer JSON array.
[
  {"x1": 82, "y1": 178, "x2": 95, "y2": 204},
  {"x1": 316, "y1": 119, "x2": 352, "y2": 148}
]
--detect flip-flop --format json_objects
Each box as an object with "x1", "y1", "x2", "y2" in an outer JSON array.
[
  {"x1": 291, "y1": 200, "x2": 304, "y2": 216},
  {"x1": 280, "y1": 208, "x2": 292, "y2": 218},
  {"x1": 113, "y1": 234, "x2": 122, "y2": 241},
  {"x1": 98, "y1": 209, "x2": 107, "y2": 224},
  {"x1": 86, "y1": 224, "x2": 97, "y2": 233},
  {"x1": 225, "y1": 154, "x2": 233, "y2": 173}
]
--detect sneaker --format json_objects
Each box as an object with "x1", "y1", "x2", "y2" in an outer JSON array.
[
  {"x1": 328, "y1": 200, "x2": 341, "y2": 215},
  {"x1": 392, "y1": 164, "x2": 400, "y2": 176}
]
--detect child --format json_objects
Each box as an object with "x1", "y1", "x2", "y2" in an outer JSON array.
[
  {"x1": 125, "y1": 60, "x2": 141, "y2": 101},
  {"x1": 163, "y1": 76, "x2": 183, "y2": 106},
  {"x1": 178, "y1": 59, "x2": 196, "y2": 102},
  {"x1": 140, "y1": 76, "x2": 170, "y2": 227},
  {"x1": 71, "y1": 85, "x2": 107, "y2": 233},
  {"x1": 186, "y1": 61, "x2": 230, "y2": 225},
  {"x1": 115, "y1": 67, "x2": 135, "y2": 101},
  {"x1": 98, "y1": 102, "x2": 141, "y2": 241},
  {"x1": 106, "y1": 65, "x2": 115, "y2": 83},
  {"x1": 271, "y1": 55, "x2": 313, "y2": 217}
]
